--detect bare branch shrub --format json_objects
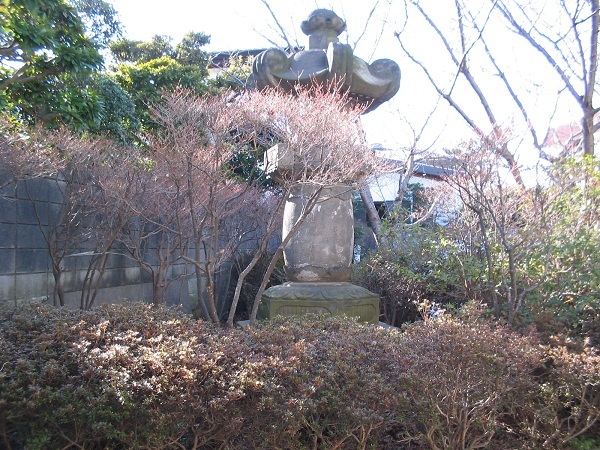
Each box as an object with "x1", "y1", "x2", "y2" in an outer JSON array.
[
  {"x1": 442, "y1": 138, "x2": 548, "y2": 325},
  {"x1": 0, "y1": 118, "x2": 61, "y2": 190},
  {"x1": 147, "y1": 90, "x2": 262, "y2": 321},
  {"x1": 238, "y1": 86, "x2": 384, "y2": 187},
  {"x1": 42, "y1": 132, "x2": 141, "y2": 309}
]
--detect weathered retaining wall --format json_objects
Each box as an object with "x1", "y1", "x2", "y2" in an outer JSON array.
[{"x1": 0, "y1": 175, "x2": 191, "y2": 310}]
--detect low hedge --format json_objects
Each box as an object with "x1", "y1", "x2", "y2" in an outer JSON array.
[{"x1": 0, "y1": 303, "x2": 598, "y2": 449}]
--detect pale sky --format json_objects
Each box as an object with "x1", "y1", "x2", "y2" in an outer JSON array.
[
  {"x1": 114, "y1": 0, "x2": 274, "y2": 51},
  {"x1": 110, "y1": 0, "x2": 582, "y2": 176},
  {"x1": 112, "y1": 0, "x2": 394, "y2": 53}
]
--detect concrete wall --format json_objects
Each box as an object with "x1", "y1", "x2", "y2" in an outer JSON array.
[{"x1": 0, "y1": 174, "x2": 191, "y2": 310}]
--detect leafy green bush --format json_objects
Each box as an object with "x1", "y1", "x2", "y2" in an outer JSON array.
[
  {"x1": 528, "y1": 156, "x2": 600, "y2": 342},
  {"x1": 0, "y1": 303, "x2": 598, "y2": 449},
  {"x1": 351, "y1": 224, "x2": 483, "y2": 327}
]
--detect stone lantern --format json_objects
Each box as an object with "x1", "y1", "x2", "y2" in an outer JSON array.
[{"x1": 251, "y1": 9, "x2": 400, "y2": 324}]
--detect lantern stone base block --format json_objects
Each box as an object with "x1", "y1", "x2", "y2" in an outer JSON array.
[{"x1": 257, "y1": 282, "x2": 380, "y2": 324}]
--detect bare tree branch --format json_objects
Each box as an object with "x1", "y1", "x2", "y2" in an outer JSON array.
[
  {"x1": 398, "y1": 1, "x2": 547, "y2": 185},
  {"x1": 258, "y1": 0, "x2": 294, "y2": 49},
  {"x1": 350, "y1": 0, "x2": 381, "y2": 51}
]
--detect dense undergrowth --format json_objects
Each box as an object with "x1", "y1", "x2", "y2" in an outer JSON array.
[{"x1": 0, "y1": 303, "x2": 598, "y2": 449}]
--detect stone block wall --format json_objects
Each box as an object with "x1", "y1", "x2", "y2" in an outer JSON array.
[{"x1": 0, "y1": 175, "x2": 191, "y2": 310}]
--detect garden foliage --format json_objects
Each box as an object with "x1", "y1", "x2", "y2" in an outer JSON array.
[
  {"x1": 1, "y1": 303, "x2": 598, "y2": 449},
  {"x1": 353, "y1": 154, "x2": 599, "y2": 336}
]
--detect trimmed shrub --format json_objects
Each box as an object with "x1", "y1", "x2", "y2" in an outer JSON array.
[
  {"x1": 242, "y1": 316, "x2": 407, "y2": 449},
  {"x1": 395, "y1": 317, "x2": 544, "y2": 449},
  {"x1": 0, "y1": 304, "x2": 254, "y2": 449},
  {"x1": 0, "y1": 303, "x2": 598, "y2": 449}
]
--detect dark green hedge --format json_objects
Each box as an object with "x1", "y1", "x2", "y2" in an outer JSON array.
[{"x1": 0, "y1": 303, "x2": 598, "y2": 449}]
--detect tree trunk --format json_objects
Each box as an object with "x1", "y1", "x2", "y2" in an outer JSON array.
[
  {"x1": 359, "y1": 185, "x2": 385, "y2": 247},
  {"x1": 582, "y1": 106, "x2": 596, "y2": 156},
  {"x1": 507, "y1": 248, "x2": 518, "y2": 326},
  {"x1": 52, "y1": 267, "x2": 65, "y2": 307},
  {"x1": 476, "y1": 210, "x2": 499, "y2": 318},
  {"x1": 226, "y1": 200, "x2": 284, "y2": 327}
]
